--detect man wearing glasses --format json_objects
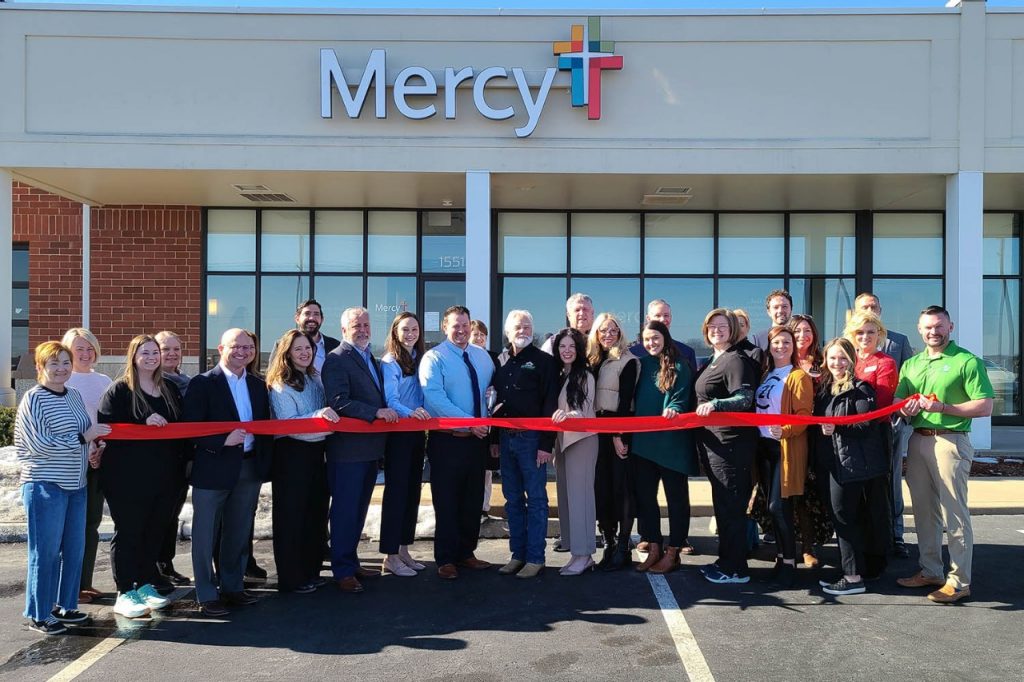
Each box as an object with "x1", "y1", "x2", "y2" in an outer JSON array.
[{"x1": 183, "y1": 328, "x2": 273, "y2": 617}]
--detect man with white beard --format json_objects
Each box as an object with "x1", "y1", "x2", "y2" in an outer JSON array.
[{"x1": 490, "y1": 310, "x2": 560, "y2": 579}]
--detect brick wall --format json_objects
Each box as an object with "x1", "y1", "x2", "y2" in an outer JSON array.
[{"x1": 12, "y1": 182, "x2": 202, "y2": 357}]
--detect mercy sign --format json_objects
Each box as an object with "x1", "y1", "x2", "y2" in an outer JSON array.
[{"x1": 320, "y1": 49, "x2": 557, "y2": 138}]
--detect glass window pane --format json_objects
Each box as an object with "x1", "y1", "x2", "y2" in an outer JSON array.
[
  {"x1": 368, "y1": 211, "x2": 416, "y2": 272},
  {"x1": 423, "y1": 280, "x2": 468, "y2": 349},
  {"x1": 13, "y1": 247, "x2": 28, "y2": 282},
  {"x1": 983, "y1": 278, "x2": 1020, "y2": 417},
  {"x1": 789, "y1": 277, "x2": 856, "y2": 341},
  {"x1": 643, "y1": 278, "x2": 714, "y2": 353},
  {"x1": 422, "y1": 211, "x2": 466, "y2": 274},
  {"x1": 314, "y1": 211, "x2": 364, "y2": 272},
  {"x1": 501, "y1": 277, "x2": 567, "y2": 348},
  {"x1": 719, "y1": 214, "x2": 785, "y2": 275},
  {"x1": 12, "y1": 326, "x2": 28, "y2": 372},
  {"x1": 717, "y1": 278, "x2": 784, "y2": 334},
  {"x1": 570, "y1": 277, "x2": 641, "y2": 343},
  {"x1": 260, "y1": 210, "x2": 309, "y2": 273},
  {"x1": 12, "y1": 288, "x2": 28, "y2": 322},
  {"x1": 644, "y1": 214, "x2": 713, "y2": 275},
  {"x1": 571, "y1": 214, "x2": 640, "y2": 274},
  {"x1": 984, "y1": 213, "x2": 1020, "y2": 276},
  {"x1": 873, "y1": 213, "x2": 943, "y2": 275},
  {"x1": 367, "y1": 276, "x2": 418, "y2": 349},
  {"x1": 314, "y1": 276, "x2": 364, "y2": 339},
  {"x1": 208, "y1": 210, "x2": 256, "y2": 272},
  {"x1": 206, "y1": 275, "x2": 256, "y2": 365},
  {"x1": 790, "y1": 214, "x2": 856, "y2": 275},
  {"x1": 871, "y1": 278, "x2": 943, "y2": 343},
  {"x1": 498, "y1": 213, "x2": 567, "y2": 274},
  {"x1": 259, "y1": 276, "x2": 310, "y2": 357}
]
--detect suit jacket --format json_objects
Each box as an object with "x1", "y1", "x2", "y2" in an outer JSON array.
[
  {"x1": 321, "y1": 341, "x2": 388, "y2": 463},
  {"x1": 751, "y1": 329, "x2": 770, "y2": 351},
  {"x1": 182, "y1": 365, "x2": 273, "y2": 490},
  {"x1": 881, "y1": 330, "x2": 915, "y2": 373}
]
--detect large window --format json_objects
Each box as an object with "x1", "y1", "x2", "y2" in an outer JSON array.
[
  {"x1": 983, "y1": 213, "x2": 1021, "y2": 418},
  {"x1": 497, "y1": 211, "x2": 861, "y2": 351},
  {"x1": 871, "y1": 212, "x2": 945, "y2": 339},
  {"x1": 12, "y1": 244, "x2": 28, "y2": 375},
  {"x1": 203, "y1": 209, "x2": 465, "y2": 369}
]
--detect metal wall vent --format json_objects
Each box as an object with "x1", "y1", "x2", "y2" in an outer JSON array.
[
  {"x1": 654, "y1": 186, "x2": 692, "y2": 195},
  {"x1": 239, "y1": 192, "x2": 295, "y2": 203}
]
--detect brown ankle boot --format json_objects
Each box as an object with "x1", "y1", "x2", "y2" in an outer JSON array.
[
  {"x1": 648, "y1": 546, "x2": 680, "y2": 574},
  {"x1": 636, "y1": 543, "x2": 662, "y2": 572}
]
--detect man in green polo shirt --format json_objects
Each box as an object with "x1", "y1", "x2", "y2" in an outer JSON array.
[{"x1": 894, "y1": 305, "x2": 993, "y2": 604}]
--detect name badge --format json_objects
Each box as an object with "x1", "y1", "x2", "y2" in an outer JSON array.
[{"x1": 864, "y1": 365, "x2": 877, "y2": 373}]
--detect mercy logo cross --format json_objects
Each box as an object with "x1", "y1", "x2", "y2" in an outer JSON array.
[{"x1": 553, "y1": 17, "x2": 624, "y2": 120}]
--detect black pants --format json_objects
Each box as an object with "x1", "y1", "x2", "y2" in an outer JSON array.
[
  {"x1": 103, "y1": 472, "x2": 178, "y2": 593},
  {"x1": 428, "y1": 433, "x2": 487, "y2": 566},
  {"x1": 158, "y1": 462, "x2": 190, "y2": 566},
  {"x1": 829, "y1": 473, "x2": 891, "y2": 578},
  {"x1": 379, "y1": 431, "x2": 426, "y2": 554},
  {"x1": 633, "y1": 455, "x2": 690, "y2": 547},
  {"x1": 271, "y1": 438, "x2": 328, "y2": 591},
  {"x1": 757, "y1": 438, "x2": 797, "y2": 562},
  {"x1": 594, "y1": 434, "x2": 635, "y2": 544},
  {"x1": 700, "y1": 427, "x2": 756, "y2": 577},
  {"x1": 81, "y1": 467, "x2": 104, "y2": 590}
]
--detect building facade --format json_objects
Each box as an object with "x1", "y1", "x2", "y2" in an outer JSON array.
[{"x1": 2, "y1": 1, "x2": 1021, "y2": 447}]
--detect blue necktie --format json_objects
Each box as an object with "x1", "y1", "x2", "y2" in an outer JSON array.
[{"x1": 462, "y1": 351, "x2": 482, "y2": 418}]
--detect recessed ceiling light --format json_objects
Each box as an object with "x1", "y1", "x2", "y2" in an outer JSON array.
[{"x1": 441, "y1": 199, "x2": 453, "y2": 207}]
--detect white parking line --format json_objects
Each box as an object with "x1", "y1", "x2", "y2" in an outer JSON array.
[{"x1": 646, "y1": 574, "x2": 715, "y2": 682}]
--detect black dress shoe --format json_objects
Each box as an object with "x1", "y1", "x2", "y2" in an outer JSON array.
[
  {"x1": 892, "y1": 541, "x2": 910, "y2": 559},
  {"x1": 223, "y1": 590, "x2": 258, "y2": 606},
  {"x1": 158, "y1": 562, "x2": 192, "y2": 586},
  {"x1": 199, "y1": 600, "x2": 229, "y2": 617},
  {"x1": 244, "y1": 564, "x2": 268, "y2": 585}
]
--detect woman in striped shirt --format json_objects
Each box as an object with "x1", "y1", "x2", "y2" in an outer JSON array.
[{"x1": 15, "y1": 341, "x2": 111, "y2": 635}]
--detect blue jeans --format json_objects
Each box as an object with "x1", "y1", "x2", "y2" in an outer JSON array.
[
  {"x1": 22, "y1": 482, "x2": 86, "y2": 622},
  {"x1": 500, "y1": 431, "x2": 548, "y2": 564}
]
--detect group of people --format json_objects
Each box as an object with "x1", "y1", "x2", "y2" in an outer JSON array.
[{"x1": 14, "y1": 288, "x2": 993, "y2": 636}]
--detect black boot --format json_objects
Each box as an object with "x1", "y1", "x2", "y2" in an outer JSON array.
[
  {"x1": 606, "y1": 537, "x2": 632, "y2": 571},
  {"x1": 596, "y1": 536, "x2": 616, "y2": 570}
]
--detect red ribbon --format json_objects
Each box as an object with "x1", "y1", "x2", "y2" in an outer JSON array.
[{"x1": 101, "y1": 396, "x2": 914, "y2": 440}]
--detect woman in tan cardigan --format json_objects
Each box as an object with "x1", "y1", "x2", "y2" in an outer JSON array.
[
  {"x1": 753, "y1": 325, "x2": 814, "y2": 588},
  {"x1": 551, "y1": 328, "x2": 599, "y2": 576}
]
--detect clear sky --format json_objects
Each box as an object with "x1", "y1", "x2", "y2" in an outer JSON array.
[{"x1": 7, "y1": 1, "x2": 1024, "y2": 10}]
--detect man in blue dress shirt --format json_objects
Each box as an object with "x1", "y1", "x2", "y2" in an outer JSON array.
[{"x1": 419, "y1": 305, "x2": 495, "y2": 580}]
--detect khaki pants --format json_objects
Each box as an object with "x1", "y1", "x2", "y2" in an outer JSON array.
[{"x1": 905, "y1": 432, "x2": 974, "y2": 589}]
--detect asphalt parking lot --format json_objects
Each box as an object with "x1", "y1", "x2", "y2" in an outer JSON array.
[{"x1": 0, "y1": 516, "x2": 1021, "y2": 682}]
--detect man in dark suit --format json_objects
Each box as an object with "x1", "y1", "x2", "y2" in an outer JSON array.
[
  {"x1": 321, "y1": 306, "x2": 398, "y2": 593},
  {"x1": 629, "y1": 299, "x2": 698, "y2": 373},
  {"x1": 854, "y1": 292, "x2": 916, "y2": 557},
  {"x1": 293, "y1": 298, "x2": 340, "y2": 373},
  {"x1": 183, "y1": 328, "x2": 272, "y2": 617}
]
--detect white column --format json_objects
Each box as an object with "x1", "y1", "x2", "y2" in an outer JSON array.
[
  {"x1": 82, "y1": 203, "x2": 90, "y2": 328},
  {"x1": 945, "y1": 171, "x2": 989, "y2": 449},
  {"x1": 0, "y1": 172, "x2": 15, "y2": 407},
  {"x1": 465, "y1": 170, "x2": 491, "y2": 326}
]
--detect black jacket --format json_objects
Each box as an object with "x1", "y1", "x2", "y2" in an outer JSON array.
[
  {"x1": 813, "y1": 379, "x2": 891, "y2": 485},
  {"x1": 182, "y1": 365, "x2": 273, "y2": 489}
]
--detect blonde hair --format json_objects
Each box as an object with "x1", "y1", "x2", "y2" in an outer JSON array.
[
  {"x1": 61, "y1": 328, "x2": 102, "y2": 362},
  {"x1": 587, "y1": 312, "x2": 630, "y2": 367},
  {"x1": 823, "y1": 338, "x2": 858, "y2": 396},
  {"x1": 733, "y1": 308, "x2": 750, "y2": 329},
  {"x1": 34, "y1": 341, "x2": 71, "y2": 383},
  {"x1": 119, "y1": 335, "x2": 181, "y2": 421},
  {"x1": 843, "y1": 310, "x2": 888, "y2": 352}
]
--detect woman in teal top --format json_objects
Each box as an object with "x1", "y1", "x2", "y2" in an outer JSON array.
[{"x1": 632, "y1": 321, "x2": 697, "y2": 575}]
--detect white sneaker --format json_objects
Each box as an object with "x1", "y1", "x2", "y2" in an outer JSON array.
[
  {"x1": 136, "y1": 584, "x2": 170, "y2": 610},
  {"x1": 114, "y1": 591, "x2": 151, "y2": 618}
]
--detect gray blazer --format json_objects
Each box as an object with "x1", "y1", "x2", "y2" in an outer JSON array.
[
  {"x1": 321, "y1": 341, "x2": 388, "y2": 463},
  {"x1": 882, "y1": 330, "x2": 915, "y2": 373}
]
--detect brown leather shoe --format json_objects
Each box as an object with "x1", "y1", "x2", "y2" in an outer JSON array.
[
  {"x1": 897, "y1": 571, "x2": 945, "y2": 588},
  {"x1": 223, "y1": 590, "x2": 258, "y2": 606},
  {"x1": 927, "y1": 583, "x2": 970, "y2": 604},
  {"x1": 636, "y1": 543, "x2": 662, "y2": 572},
  {"x1": 636, "y1": 541, "x2": 650, "y2": 553},
  {"x1": 356, "y1": 567, "x2": 380, "y2": 579},
  {"x1": 336, "y1": 576, "x2": 364, "y2": 593},
  {"x1": 437, "y1": 564, "x2": 459, "y2": 580},
  {"x1": 457, "y1": 556, "x2": 492, "y2": 570},
  {"x1": 648, "y1": 546, "x2": 680, "y2": 574}
]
